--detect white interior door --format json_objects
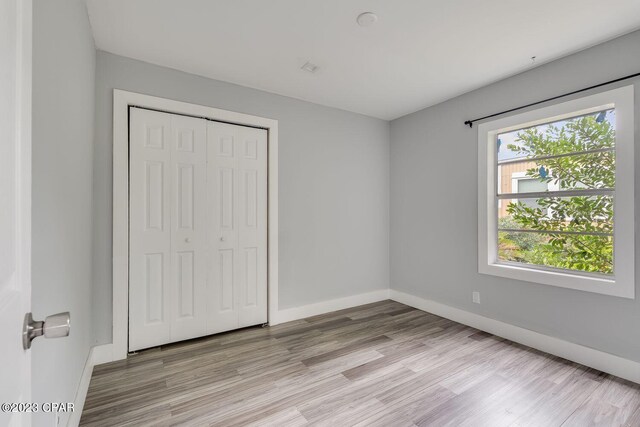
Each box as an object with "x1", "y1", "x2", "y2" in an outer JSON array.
[
  {"x1": 129, "y1": 109, "x2": 266, "y2": 351},
  {"x1": 169, "y1": 114, "x2": 208, "y2": 343},
  {"x1": 0, "y1": 0, "x2": 32, "y2": 425},
  {"x1": 207, "y1": 122, "x2": 268, "y2": 333},
  {"x1": 235, "y1": 126, "x2": 268, "y2": 328},
  {"x1": 129, "y1": 108, "x2": 172, "y2": 351},
  {"x1": 206, "y1": 122, "x2": 268, "y2": 333},
  {"x1": 129, "y1": 108, "x2": 209, "y2": 351},
  {"x1": 206, "y1": 122, "x2": 239, "y2": 334}
]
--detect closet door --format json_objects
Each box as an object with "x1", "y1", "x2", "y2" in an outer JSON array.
[
  {"x1": 129, "y1": 108, "x2": 207, "y2": 351},
  {"x1": 206, "y1": 122, "x2": 267, "y2": 334},
  {"x1": 130, "y1": 109, "x2": 267, "y2": 351},
  {"x1": 169, "y1": 114, "x2": 208, "y2": 342},
  {"x1": 129, "y1": 108, "x2": 172, "y2": 351},
  {"x1": 237, "y1": 126, "x2": 268, "y2": 328},
  {"x1": 206, "y1": 122, "x2": 240, "y2": 334}
]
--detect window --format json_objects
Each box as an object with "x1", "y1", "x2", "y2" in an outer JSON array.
[{"x1": 478, "y1": 86, "x2": 634, "y2": 298}]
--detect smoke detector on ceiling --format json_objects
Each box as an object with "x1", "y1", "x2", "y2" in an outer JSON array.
[
  {"x1": 301, "y1": 61, "x2": 319, "y2": 73},
  {"x1": 357, "y1": 12, "x2": 378, "y2": 27}
]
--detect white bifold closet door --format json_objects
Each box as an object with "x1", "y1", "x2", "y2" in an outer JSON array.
[{"x1": 129, "y1": 108, "x2": 267, "y2": 352}]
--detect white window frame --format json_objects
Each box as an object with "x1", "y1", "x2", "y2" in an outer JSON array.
[{"x1": 478, "y1": 85, "x2": 634, "y2": 299}]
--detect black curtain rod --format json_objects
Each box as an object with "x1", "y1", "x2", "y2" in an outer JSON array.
[{"x1": 464, "y1": 71, "x2": 640, "y2": 128}]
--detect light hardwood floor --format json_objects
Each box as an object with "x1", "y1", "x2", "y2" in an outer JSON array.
[{"x1": 80, "y1": 301, "x2": 640, "y2": 426}]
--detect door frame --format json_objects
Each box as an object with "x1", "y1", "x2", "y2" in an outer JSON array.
[
  {"x1": 112, "y1": 90, "x2": 278, "y2": 361},
  {"x1": 0, "y1": 0, "x2": 32, "y2": 424}
]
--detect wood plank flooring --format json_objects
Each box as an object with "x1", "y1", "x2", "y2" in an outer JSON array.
[{"x1": 80, "y1": 301, "x2": 640, "y2": 426}]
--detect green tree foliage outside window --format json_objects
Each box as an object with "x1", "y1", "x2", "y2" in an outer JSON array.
[{"x1": 498, "y1": 111, "x2": 615, "y2": 275}]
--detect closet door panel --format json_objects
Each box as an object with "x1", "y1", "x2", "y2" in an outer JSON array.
[
  {"x1": 206, "y1": 122, "x2": 241, "y2": 334},
  {"x1": 169, "y1": 114, "x2": 208, "y2": 342},
  {"x1": 238, "y1": 127, "x2": 268, "y2": 327},
  {"x1": 129, "y1": 108, "x2": 172, "y2": 351}
]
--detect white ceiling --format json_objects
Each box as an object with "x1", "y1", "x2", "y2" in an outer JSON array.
[{"x1": 86, "y1": 0, "x2": 640, "y2": 120}]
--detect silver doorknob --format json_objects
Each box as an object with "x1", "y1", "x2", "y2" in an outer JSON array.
[
  {"x1": 23, "y1": 312, "x2": 70, "y2": 350},
  {"x1": 185, "y1": 237, "x2": 191, "y2": 243},
  {"x1": 220, "y1": 236, "x2": 225, "y2": 242}
]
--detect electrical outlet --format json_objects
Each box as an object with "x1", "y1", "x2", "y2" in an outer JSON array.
[{"x1": 472, "y1": 291, "x2": 481, "y2": 304}]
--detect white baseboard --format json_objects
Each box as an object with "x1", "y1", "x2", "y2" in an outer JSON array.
[
  {"x1": 83, "y1": 289, "x2": 640, "y2": 385},
  {"x1": 67, "y1": 347, "x2": 95, "y2": 427},
  {"x1": 66, "y1": 343, "x2": 118, "y2": 426},
  {"x1": 270, "y1": 289, "x2": 391, "y2": 325},
  {"x1": 95, "y1": 290, "x2": 392, "y2": 363},
  {"x1": 68, "y1": 288, "x2": 639, "y2": 426},
  {"x1": 390, "y1": 289, "x2": 640, "y2": 384},
  {"x1": 91, "y1": 343, "x2": 114, "y2": 365}
]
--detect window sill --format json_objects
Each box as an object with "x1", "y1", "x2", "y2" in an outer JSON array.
[{"x1": 479, "y1": 262, "x2": 633, "y2": 299}]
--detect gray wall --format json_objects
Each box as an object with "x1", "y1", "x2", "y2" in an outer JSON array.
[
  {"x1": 390, "y1": 30, "x2": 640, "y2": 362},
  {"x1": 32, "y1": 0, "x2": 95, "y2": 425},
  {"x1": 92, "y1": 52, "x2": 390, "y2": 345}
]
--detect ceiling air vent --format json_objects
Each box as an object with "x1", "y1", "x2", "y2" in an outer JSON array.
[{"x1": 301, "y1": 61, "x2": 319, "y2": 73}]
